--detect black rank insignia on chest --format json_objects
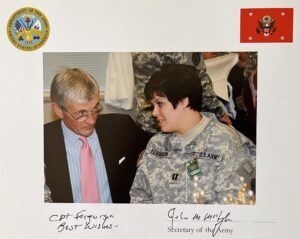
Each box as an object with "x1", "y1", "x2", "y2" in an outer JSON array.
[{"x1": 169, "y1": 172, "x2": 181, "y2": 184}]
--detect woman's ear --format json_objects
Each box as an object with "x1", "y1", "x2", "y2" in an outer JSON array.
[
  {"x1": 182, "y1": 97, "x2": 189, "y2": 108},
  {"x1": 51, "y1": 102, "x2": 63, "y2": 119}
]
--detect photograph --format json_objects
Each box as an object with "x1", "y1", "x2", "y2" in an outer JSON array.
[
  {"x1": 43, "y1": 52, "x2": 256, "y2": 205},
  {"x1": 1, "y1": 1, "x2": 299, "y2": 238}
]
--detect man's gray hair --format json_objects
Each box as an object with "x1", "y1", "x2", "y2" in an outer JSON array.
[{"x1": 50, "y1": 68, "x2": 99, "y2": 107}]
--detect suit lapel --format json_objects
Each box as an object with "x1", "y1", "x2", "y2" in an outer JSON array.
[
  {"x1": 56, "y1": 124, "x2": 74, "y2": 202},
  {"x1": 46, "y1": 120, "x2": 73, "y2": 202},
  {"x1": 95, "y1": 118, "x2": 117, "y2": 201}
]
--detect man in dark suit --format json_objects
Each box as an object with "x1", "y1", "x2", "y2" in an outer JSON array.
[{"x1": 44, "y1": 68, "x2": 149, "y2": 203}]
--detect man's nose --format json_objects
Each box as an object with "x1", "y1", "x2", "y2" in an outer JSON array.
[{"x1": 86, "y1": 113, "x2": 97, "y2": 124}]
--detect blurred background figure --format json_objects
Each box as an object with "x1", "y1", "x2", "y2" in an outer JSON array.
[{"x1": 228, "y1": 52, "x2": 257, "y2": 143}]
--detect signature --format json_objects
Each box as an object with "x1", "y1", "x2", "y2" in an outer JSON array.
[
  {"x1": 49, "y1": 210, "x2": 118, "y2": 233},
  {"x1": 167, "y1": 208, "x2": 232, "y2": 237},
  {"x1": 167, "y1": 207, "x2": 188, "y2": 228},
  {"x1": 204, "y1": 211, "x2": 232, "y2": 237}
]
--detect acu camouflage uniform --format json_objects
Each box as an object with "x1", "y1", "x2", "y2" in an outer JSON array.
[
  {"x1": 44, "y1": 184, "x2": 52, "y2": 202},
  {"x1": 188, "y1": 52, "x2": 226, "y2": 120},
  {"x1": 132, "y1": 52, "x2": 226, "y2": 134},
  {"x1": 244, "y1": 52, "x2": 258, "y2": 79},
  {"x1": 130, "y1": 117, "x2": 255, "y2": 204}
]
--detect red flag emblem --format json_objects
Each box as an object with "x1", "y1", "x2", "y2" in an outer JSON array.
[{"x1": 240, "y1": 8, "x2": 293, "y2": 43}]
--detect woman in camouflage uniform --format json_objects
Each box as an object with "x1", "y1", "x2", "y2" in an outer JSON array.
[{"x1": 130, "y1": 64, "x2": 255, "y2": 204}]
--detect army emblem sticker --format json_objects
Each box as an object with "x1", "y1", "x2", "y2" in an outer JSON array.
[{"x1": 7, "y1": 7, "x2": 50, "y2": 51}]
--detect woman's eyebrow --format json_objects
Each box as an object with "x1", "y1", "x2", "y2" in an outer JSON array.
[{"x1": 151, "y1": 97, "x2": 164, "y2": 103}]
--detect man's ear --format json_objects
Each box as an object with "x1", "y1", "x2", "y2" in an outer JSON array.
[{"x1": 51, "y1": 102, "x2": 63, "y2": 119}]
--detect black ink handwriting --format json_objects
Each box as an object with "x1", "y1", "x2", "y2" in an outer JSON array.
[
  {"x1": 167, "y1": 208, "x2": 188, "y2": 228},
  {"x1": 49, "y1": 210, "x2": 118, "y2": 233},
  {"x1": 211, "y1": 211, "x2": 232, "y2": 237}
]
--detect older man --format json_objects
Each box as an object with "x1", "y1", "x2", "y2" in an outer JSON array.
[{"x1": 44, "y1": 68, "x2": 149, "y2": 203}]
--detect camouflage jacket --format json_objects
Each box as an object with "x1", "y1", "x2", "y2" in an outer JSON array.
[
  {"x1": 44, "y1": 184, "x2": 52, "y2": 203},
  {"x1": 130, "y1": 117, "x2": 255, "y2": 204},
  {"x1": 244, "y1": 52, "x2": 257, "y2": 79},
  {"x1": 132, "y1": 52, "x2": 225, "y2": 134}
]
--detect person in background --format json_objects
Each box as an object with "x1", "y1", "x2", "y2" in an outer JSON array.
[
  {"x1": 130, "y1": 64, "x2": 255, "y2": 204},
  {"x1": 228, "y1": 52, "x2": 257, "y2": 143},
  {"x1": 44, "y1": 68, "x2": 149, "y2": 203},
  {"x1": 44, "y1": 183, "x2": 52, "y2": 203},
  {"x1": 190, "y1": 52, "x2": 232, "y2": 125}
]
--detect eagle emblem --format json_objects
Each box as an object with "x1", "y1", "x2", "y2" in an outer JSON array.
[
  {"x1": 7, "y1": 7, "x2": 50, "y2": 51},
  {"x1": 256, "y1": 15, "x2": 276, "y2": 36}
]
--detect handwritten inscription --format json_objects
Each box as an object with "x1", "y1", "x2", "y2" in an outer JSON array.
[
  {"x1": 49, "y1": 210, "x2": 118, "y2": 233},
  {"x1": 167, "y1": 208, "x2": 233, "y2": 237}
]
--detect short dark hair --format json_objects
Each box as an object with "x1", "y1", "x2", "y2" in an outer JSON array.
[{"x1": 145, "y1": 64, "x2": 203, "y2": 112}]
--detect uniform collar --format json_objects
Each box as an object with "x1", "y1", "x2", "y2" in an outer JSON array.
[{"x1": 164, "y1": 116, "x2": 212, "y2": 151}]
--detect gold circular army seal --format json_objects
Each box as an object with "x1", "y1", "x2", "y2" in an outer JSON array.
[{"x1": 7, "y1": 7, "x2": 50, "y2": 51}]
